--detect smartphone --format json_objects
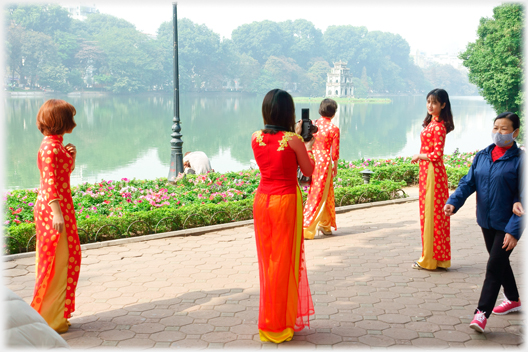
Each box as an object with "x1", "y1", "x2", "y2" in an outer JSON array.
[{"x1": 301, "y1": 109, "x2": 312, "y2": 141}]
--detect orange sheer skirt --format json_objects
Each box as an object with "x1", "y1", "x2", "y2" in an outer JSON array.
[{"x1": 253, "y1": 187, "x2": 314, "y2": 343}]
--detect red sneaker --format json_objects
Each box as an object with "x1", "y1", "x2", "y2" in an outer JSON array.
[
  {"x1": 469, "y1": 310, "x2": 487, "y2": 333},
  {"x1": 492, "y1": 298, "x2": 521, "y2": 315}
]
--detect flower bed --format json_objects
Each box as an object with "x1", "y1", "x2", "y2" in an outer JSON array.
[{"x1": 3, "y1": 152, "x2": 476, "y2": 255}]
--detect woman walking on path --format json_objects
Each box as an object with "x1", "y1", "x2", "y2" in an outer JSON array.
[
  {"x1": 303, "y1": 99, "x2": 340, "y2": 239},
  {"x1": 411, "y1": 89, "x2": 454, "y2": 270},
  {"x1": 445, "y1": 112, "x2": 524, "y2": 333},
  {"x1": 251, "y1": 89, "x2": 315, "y2": 343},
  {"x1": 31, "y1": 99, "x2": 80, "y2": 333}
]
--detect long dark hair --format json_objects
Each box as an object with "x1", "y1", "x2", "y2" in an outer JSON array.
[
  {"x1": 423, "y1": 88, "x2": 454, "y2": 133},
  {"x1": 261, "y1": 89, "x2": 296, "y2": 134}
]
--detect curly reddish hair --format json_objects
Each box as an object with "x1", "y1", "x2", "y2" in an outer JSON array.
[{"x1": 36, "y1": 99, "x2": 77, "y2": 135}]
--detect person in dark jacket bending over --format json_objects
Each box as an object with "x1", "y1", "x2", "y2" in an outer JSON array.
[{"x1": 444, "y1": 112, "x2": 524, "y2": 333}]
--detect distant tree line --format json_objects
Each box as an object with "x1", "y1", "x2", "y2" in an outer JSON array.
[{"x1": 5, "y1": 3, "x2": 477, "y2": 96}]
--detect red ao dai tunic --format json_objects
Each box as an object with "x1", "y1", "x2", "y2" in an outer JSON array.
[{"x1": 417, "y1": 118, "x2": 451, "y2": 269}]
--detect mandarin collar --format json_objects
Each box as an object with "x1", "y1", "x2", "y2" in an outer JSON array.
[{"x1": 45, "y1": 135, "x2": 64, "y2": 143}]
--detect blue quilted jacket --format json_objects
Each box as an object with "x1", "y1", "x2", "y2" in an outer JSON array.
[{"x1": 446, "y1": 142, "x2": 525, "y2": 239}]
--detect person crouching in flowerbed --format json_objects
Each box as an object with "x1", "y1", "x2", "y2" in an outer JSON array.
[
  {"x1": 444, "y1": 112, "x2": 524, "y2": 333},
  {"x1": 32, "y1": 99, "x2": 81, "y2": 333}
]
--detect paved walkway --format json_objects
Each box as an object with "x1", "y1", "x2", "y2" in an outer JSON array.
[{"x1": 4, "y1": 191, "x2": 523, "y2": 349}]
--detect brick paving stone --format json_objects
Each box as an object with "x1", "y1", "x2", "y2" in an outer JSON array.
[
  {"x1": 179, "y1": 323, "x2": 214, "y2": 335},
  {"x1": 208, "y1": 316, "x2": 243, "y2": 327},
  {"x1": 224, "y1": 339, "x2": 264, "y2": 348},
  {"x1": 358, "y1": 334, "x2": 396, "y2": 347},
  {"x1": 129, "y1": 323, "x2": 165, "y2": 334},
  {"x1": 411, "y1": 337, "x2": 449, "y2": 348},
  {"x1": 382, "y1": 327, "x2": 418, "y2": 340},
  {"x1": 378, "y1": 314, "x2": 412, "y2": 324},
  {"x1": 331, "y1": 326, "x2": 367, "y2": 337},
  {"x1": 330, "y1": 313, "x2": 362, "y2": 323},
  {"x1": 98, "y1": 329, "x2": 136, "y2": 341},
  {"x1": 201, "y1": 331, "x2": 237, "y2": 343},
  {"x1": 404, "y1": 321, "x2": 441, "y2": 332},
  {"x1": 65, "y1": 336, "x2": 103, "y2": 349},
  {"x1": 149, "y1": 331, "x2": 186, "y2": 342},
  {"x1": 426, "y1": 315, "x2": 461, "y2": 325},
  {"x1": 304, "y1": 333, "x2": 341, "y2": 345},
  {"x1": 332, "y1": 341, "x2": 368, "y2": 348},
  {"x1": 81, "y1": 321, "x2": 116, "y2": 332},
  {"x1": 485, "y1": 332, "x2": 524, "y2": 345},
  {"x1": 434, "y1": 330, "x2": 471, "y2": 342},
  {"x1": 140, "y1": 309, "x2": 174, "y2": 319},
  {"x1": 116, "y1": 338, "x2": 155, "y2": 349},
  {"x1": 398, "y1": 307, "x2": 433, "y2": 318}
]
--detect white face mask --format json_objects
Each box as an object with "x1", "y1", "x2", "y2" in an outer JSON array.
[{"x1": 491, "y1": 129, "x2": 517, "y2": 147}]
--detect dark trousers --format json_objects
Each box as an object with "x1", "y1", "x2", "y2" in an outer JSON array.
[{"x1": 476, "y1": 227, "x2": 519, "y2": 318}]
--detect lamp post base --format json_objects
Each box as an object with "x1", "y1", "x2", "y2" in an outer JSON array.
[{"x1": 168, "y1": 150, "x2": 184, "y2": 182}]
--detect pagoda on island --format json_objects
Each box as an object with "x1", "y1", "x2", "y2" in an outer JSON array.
[{"x1": 326, "y1": 61, "x2": 354, "y2": 98}]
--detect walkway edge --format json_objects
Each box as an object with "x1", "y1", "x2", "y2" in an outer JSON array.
[{"x1": 3, "y1": 196, "x2": 418, "y2": 262}]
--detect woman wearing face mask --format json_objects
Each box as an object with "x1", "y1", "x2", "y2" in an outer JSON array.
[{"x1": 444, "y1": 112, "x2": 524, "y2": 333}]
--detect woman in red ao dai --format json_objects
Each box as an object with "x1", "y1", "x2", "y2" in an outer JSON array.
[
  {"x1": 411, "y1": 89, "x2": 455, "y2": 270},
  {"x1": 32, "y1": 99, "x2": 80, "y2": 333}
]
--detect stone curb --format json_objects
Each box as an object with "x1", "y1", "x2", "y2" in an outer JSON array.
[{"x1": 3, "y1": 196, "x2": 418, "y2": 262}]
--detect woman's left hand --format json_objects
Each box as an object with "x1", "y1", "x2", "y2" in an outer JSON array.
[
  {"x1": 411, "y1": 154, "x2": 420, "y2": 164},
  {"x1": 65, "y1": 143, "x2": 77, "y2": 160},
  {"x1": 503, "y1": 233, "x2": 518, "y2": 251}
]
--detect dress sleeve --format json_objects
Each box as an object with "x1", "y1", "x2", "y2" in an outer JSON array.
[
  {"x1": 40, "y1": 145, "x2": 61, "y2": 205},
  {"x1": 332, "y1": 128, "x2": 340, "y2": 162},
  {"x1": 427, "y1": 124, "x2": 446, "y2": 162}
]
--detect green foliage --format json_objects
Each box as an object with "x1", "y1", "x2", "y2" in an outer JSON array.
[
  {"x1": 459, "y1": 4, "x2": 523, "y2": 114},
  {"x1": 423, "y1": 64, "x2": 478, "y2": 96},
  {"x1": 39, "y1": 63, "x2": 70, "y2": 92},
  {"x1": 3, "y1": 4, "x2": 476, "y2": 95}
]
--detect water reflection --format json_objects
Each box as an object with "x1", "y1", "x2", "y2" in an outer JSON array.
[{"x1": 4, "y1": 94, "x2": 496, "y2": 190}]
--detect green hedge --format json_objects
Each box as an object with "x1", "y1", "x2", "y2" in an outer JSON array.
[{"x1": 5, "y1": 198, "x2": 255, "y2": 255}]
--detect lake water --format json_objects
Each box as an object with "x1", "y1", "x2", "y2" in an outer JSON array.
[{"x1": 4, "y1": 94, "x2": 496, "y2": 190}]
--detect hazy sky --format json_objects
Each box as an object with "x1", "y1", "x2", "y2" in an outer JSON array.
[{"x1": 56, "y1": 0, "x2": 503, "y2": 56}]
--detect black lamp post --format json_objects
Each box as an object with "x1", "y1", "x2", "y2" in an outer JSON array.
[{"x1": 168, "y1": 2, "x2": 184, "y2": 181}]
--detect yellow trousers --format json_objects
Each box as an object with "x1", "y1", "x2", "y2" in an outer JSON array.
[
  {"x1": 417, "y1": 163, "x2": 450, "y2": 269},
  {"x1": 304, "y1": 166, "x2": 333, "y2": 240},
  {"x1": 38, "y1": 229, "x2": 71, "y2": 333}
]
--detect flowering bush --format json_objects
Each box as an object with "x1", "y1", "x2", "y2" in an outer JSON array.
[
  {"x1": 2, "y1": 152, "x2": 476, "y2": 255},
  {"x1": 337, "y1": 150, "x2": 478, "y2": 170}
]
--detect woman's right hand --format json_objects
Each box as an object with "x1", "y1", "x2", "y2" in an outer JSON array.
[
  {"x1": 52, "y1": 211, "x2": 65, "y2": 234},
  {"x1": 513, "y1": 202, "x2": 524, "y2": 216},
  {"x1": 295, "y1": 120, "x2": 302, "y2": 135}
]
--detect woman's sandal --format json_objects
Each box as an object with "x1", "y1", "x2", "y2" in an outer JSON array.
[
  {"x1": 317, "y1": 227, "x2": 333, "y2": 236},
  {"x1": 412, "y1": 262, "x2": 423, "y2": 270}
]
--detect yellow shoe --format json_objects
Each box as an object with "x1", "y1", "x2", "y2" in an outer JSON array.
[{"x1": 318, "y1": 227, "x2": 332, "y2": 235}]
